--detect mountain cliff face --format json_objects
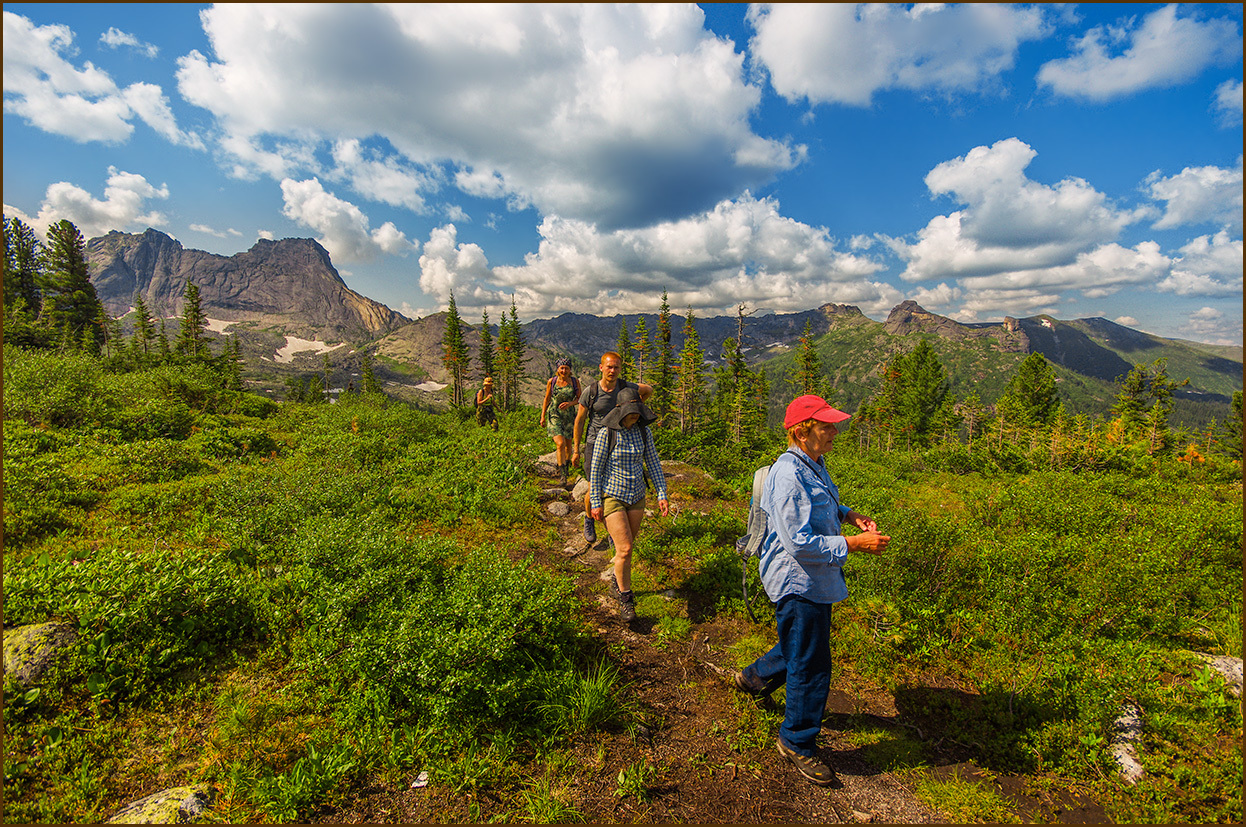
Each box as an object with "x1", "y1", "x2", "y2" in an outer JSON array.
[
  {"x1": 884, "y1": 300, "x2": 1029, "y2": 353},
  {"x1": 87, "y1": 229, "x2": 408, "y2": 341}
]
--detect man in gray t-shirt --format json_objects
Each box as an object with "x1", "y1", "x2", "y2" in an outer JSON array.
[{"x1": 571, "y1": 350, "x2": 652, "y2": 544}]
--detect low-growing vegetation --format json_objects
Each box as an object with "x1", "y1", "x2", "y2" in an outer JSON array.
[{"x1": 3, "y1": 342, "x2": 1241, "y2": 823}]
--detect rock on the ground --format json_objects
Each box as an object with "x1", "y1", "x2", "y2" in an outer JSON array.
[
  {"x1": 571, "y1": 478, "x2": 590, "y2": 500},
  {"x1": 1195, "y1": 652, "x2": 1243, "y2": 697},
  {"x1": 546, "y1": 501, "x2": 570, "y2": 517},
  {"x1": 1110, "y1": 702, "x2": 1145, "y2": 784},
  {"x1": 2, "y1": 621, "x2": 78, "y2": 686},
  {"x1": 107, "y1": 785, "x2": 213, "y2": 824}
]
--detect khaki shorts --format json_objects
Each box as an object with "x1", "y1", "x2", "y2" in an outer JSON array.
[{"x1": 603, "y1": 495, "x2": 645, "y2": 518}]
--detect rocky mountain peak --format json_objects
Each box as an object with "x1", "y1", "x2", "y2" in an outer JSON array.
[{"x1": 88, "y1": 229, "x2": 408, "y2": 341}]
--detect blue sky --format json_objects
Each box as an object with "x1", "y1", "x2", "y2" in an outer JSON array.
[{"x1": 3, "y1": 3, "x2": 1242, "y2": 344}]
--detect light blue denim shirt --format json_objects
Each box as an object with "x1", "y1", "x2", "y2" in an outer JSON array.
[{"x1": 757, "y1": 446, "x2": 854, "y2": 605}]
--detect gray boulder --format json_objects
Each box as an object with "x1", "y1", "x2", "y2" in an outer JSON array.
[{"x1": 3, "y1": 621, "x2": 78, "y2": 686}]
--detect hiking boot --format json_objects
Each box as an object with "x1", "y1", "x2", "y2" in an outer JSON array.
[
  {"x1": 583, "y1": 516, "x2": 597, "y2": 544},
  {"x1": 776, "y1": 739, "x2": 835, "y2": 787},
  {"x1": 558, "y1": 464, "x2": 567, "y2": 484},
  {"x1": 617, "y1": 589, "x2": 637, "y2": 622},
  {"x1": 733, "y1": 671, "x2": 767, "y2": 698}
]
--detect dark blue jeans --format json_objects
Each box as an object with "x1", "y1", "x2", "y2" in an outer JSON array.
[{"x1": 742, "y1": 594, "x2": 832, "y2": 757}]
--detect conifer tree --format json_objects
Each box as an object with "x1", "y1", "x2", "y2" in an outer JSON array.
[
  {"x1": 632, "y1": 316, "x2": 651, "y2": 383},
  {"x1": 40, "y1": 219, "x2": 103, "y2": 351},
  {"x1": 478, "y1": 309, "x2": 495, "y2": 381},
  {"x1": 441, "y1": 292, "x2": 470, "y2": 407},
  {"x1": 793, "y1": 318, "x2": 825, "y2": 396},
  {"x1": 3, "y1": 215, "x2": 42, "y2": 314},
  {"x1": 616, "y1": 318, "x2": 632, "y2": 381},
  {"x1": 1112, "y1": 358, "x2": 1187, "y2": 453},
  {"x1": 131, "y1": 292, "x2": 157, "y2": 361},
  {"x1": 676, "y1": 307, "x2": 705, "y2": 433},
  {"x1": 157, "y1": 318, "x2": 171, "y2": 362},
  {"x1": 225, "y1": 337, "x2": 244, "y2": 391},
  {"x1": 174, "y1": 281, "x2": 210, "y2": 360},
  {"x1": 360, "y1": 351, "x2": 381, "y2": 395},
  {"x1": 652, "y1": 291, "x2": 674, "y2": 422},
  {"x1": 998, "y1": 352, "x2": 1059, "y2": 427},
  {"x1": 503, "y1": 298, "x2": 526, "y2": 411}
]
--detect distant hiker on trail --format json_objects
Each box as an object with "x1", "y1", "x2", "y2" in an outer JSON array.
[
  {"x1": 734, "y1": 394, "x2": 890, "y2": 787},
  {"x1": 475, "y1": 377, "x2": 498, "y2": 431},
  {"x1": 573, "y1": 352, "x2": 653, "y2": 545},
  {"x1": 589, "y1": 386, "x2": 668, "y2": 623},
  {"x1": 540, "y1": 358, "x2": 580, "y2": 484}
]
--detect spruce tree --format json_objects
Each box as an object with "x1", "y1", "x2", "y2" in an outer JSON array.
[
  {"x1": 793, "y1": 319, "x2": 825, "y2": 396},
  {"x1": 157, "y1": 318, "x2": 171, "y2": 363},
  {"x1": 676, "y1": 307, "x2": 705, "y2": 434},
  {"x1": 998, "y1": 352, "x2": 1059, "y2": 427},
  {"x1": 361, "y1": 351, "x2": 380, "y2": 395},
  {"x1": 616, "y1": 318, "x2": 632, "y2": 381},
  {"x1": 502, "y1": 298, "x2": 526, "y2": 411},
  {"x1": 131, "y1": 292, "x2": 156, "y2": 361},
  {"x1": 174, "y1": 281, "x2": 209, "y2": 360},
  {"x1": 653, "y1": 291, "x2": 674, "y2": 422},
  {"x1": 632, "y1": 316, "x2": 651, "y2": 383},
  {"x1": 478, "y1": 309, "x2": 495, "y2": 380},
  {"x1": 40, "y1": 219, "x2": 103, "y2": 351},
  {"x1": 441, "y1": 292, "x2": 470, "y2": 407},
  {"x1": 3, "y1": 215, "x2": 42, "y2": 314}
]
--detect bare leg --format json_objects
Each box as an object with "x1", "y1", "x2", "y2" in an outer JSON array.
[{"x1": 605, "y1": 507, "x2": 645, "y2": 593}]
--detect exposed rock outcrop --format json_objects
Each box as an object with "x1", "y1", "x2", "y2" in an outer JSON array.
[
  {"x1": 3, "y1": 621, "x2": 78, "y2": 686},
  {"x1": 106, "y1": 784, "x2": 214, "y2": 824},
  {"x1": 88, "y1": 229, "x2": 408, "y2": 341}
]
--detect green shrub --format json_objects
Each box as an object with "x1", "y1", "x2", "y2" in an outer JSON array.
[
  {"x1": 3, "y1": 348, "x2": 108, "y2": 426},
  {"x1": 283, "y1": 518, "x2": 582, "y2": 735},
  {"x1": 3, "y1": 545, "x2": 263, "y2": 700}
]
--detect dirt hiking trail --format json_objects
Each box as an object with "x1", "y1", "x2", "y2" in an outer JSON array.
[{"x1": 323, "y1": 459, "x2": 1108, "y2": 824}]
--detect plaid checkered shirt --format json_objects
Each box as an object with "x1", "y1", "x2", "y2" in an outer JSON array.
[{"x1": 589, "y1": 425, "x2": 667, "y2": 510}]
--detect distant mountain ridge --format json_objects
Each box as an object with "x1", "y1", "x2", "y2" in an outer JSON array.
[
  {"x1": 87, "y1": 229, "x2": 409, "y2": 341},
  {"x1": 84, "y1": 230, "x2": 1239, "y2": 420}
]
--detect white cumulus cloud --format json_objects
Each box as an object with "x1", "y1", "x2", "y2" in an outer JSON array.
[
  {"x1": 99, "y1": 27, "x2": 158, "y2": 58},
  {"x1": 1037, "y1": 4, "x2": 1242, "y2": 101},
  {"x1": 1146, "y1": 157, "x2": 1243, "y2": 233},
  {"x1": 893, "y1": 138, "x2": 1148, "y2": 282},
  {"x1": 175, "y1": 3, "x2": 800, "y2": 229},
  {"x1": 14, "y1": 167, "x2": 169, "y2": 239},
  {"x1": 417, "y1": 193, "x2": 898, "y2": 319},
  {"x1": 3, "y1": 11, "x2": 202, "y2": 147},
  {"x1": 1159, "y1": 231, "x2": 1243, "y2": 296},
  {"x1": 747, "y1": 3, "x2": 1050, "y2": 106},
  {"x1": 280, "y1": 178, "x2": 418, "y2": 263},
  {"x1": 1213, "y1": 79, "x2": 1243, "y2": 127}
]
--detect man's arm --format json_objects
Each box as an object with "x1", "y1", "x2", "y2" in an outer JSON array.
[
  {"x1": 637, "y1": 382, "x2": 653, "y2": 402},
  {"x1": 572, "y1": 403, "x2": 589, "y2": 457}
]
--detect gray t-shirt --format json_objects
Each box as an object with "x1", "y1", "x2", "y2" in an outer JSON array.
[{"x1": 578, "y1": 379, "x2": 636, "y2": 446}]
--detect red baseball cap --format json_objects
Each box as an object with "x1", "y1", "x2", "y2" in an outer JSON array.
[{"x1": 783, "y1": 394, "x2": 851, "y2": 429}]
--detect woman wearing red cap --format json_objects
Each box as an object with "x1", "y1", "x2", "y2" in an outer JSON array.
[{"x1": 734, "y1": 394, "x2": 890, "y2": 786}]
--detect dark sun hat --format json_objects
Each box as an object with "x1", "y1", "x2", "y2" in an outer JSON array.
[{"x1": 603, "y1": 386, "x2": 658, "y2": 430}]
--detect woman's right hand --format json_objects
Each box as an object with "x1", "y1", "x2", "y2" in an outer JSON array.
[{"x1": 846, "y1": 532, "x2": 890, "y2": 554}]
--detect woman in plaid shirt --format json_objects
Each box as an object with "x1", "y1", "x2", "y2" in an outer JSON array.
[{"x1": 589, "y1": 387, "x2": 669, "y2": 622}]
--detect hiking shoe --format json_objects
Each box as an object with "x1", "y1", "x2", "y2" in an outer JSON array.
[
  {"x1": 583, "y1": 516, "x2": 596, "y2": 543},
  {"x1": 617, "y1": 590, "x2": 637, "y2": 622},
  {"x1": 734, "y1": 671, "x2": 767, "y2": 698},
  {"x1": 776, "y1": 739, "x2": 835, "y2": 787}
]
